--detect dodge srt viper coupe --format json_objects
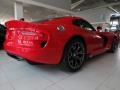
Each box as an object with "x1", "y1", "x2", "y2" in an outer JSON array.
[{"x1": 4, "y1": 16, "x2": 118, "y2": 72}]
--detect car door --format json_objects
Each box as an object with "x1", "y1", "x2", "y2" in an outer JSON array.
[
  {"x1": 81, "y1": 20, "x2": 104, "y2": 52},
  {"x1": 77, "y1": 20, "x2": 103, "y2": 52}
]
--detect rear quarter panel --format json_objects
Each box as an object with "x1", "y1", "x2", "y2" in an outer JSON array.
[{"x1": 40, "y1": 23, "x2": 94, "y2": 63}]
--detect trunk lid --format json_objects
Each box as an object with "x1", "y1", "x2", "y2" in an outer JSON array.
[{"x1": 5, "y1": 20, "x2": 47, "y2": 48}]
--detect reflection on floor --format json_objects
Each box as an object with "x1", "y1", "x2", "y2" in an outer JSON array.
[{"x1": 0, "y1": 48, "x2": 120, "y2": 90}]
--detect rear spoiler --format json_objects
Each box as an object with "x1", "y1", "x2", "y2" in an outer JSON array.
[{"x1": 5, "y1": 20, "x2": 37, "y2": 29}]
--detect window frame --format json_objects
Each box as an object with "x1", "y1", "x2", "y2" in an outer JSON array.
[{"x1": 73, "y1": 19, "x2": 96, "y2": 32}]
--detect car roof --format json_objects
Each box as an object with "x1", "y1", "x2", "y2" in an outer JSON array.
[{"x1": 34, "y1": 16, "x2": 83, "y2": 22}]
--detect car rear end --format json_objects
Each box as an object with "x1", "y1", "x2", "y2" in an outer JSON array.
[{"x1": 4, "y1": 20, "x2": 60, "y2": 64}]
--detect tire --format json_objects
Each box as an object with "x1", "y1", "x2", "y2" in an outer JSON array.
[
  {"x1": 7, "y1": 53, "x2": 19, "y2": 59},
  {"x1": 0, "y1": 43, "x2": 3, "y2": 49},
  {"x1": 26, "y1": 60, "x2": 40, "y2": 65},
  {"x1": 7, "y1": 53, "x2": 39, "y2": 65},
  {"x1": 109, "y1": 39, "x2": 118, "y2": 53},
  {"x1": 60, "y1": 39, "x2": 85, "y2": 72},
  {"x1": 7, "y1": 53, "x2": 23, "y2": 61}
]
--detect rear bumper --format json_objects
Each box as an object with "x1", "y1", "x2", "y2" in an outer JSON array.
[{"x1": 4, "y1": 43, "x2": 61, "y2": 64}]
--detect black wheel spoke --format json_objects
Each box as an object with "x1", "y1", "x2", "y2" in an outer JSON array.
[
  {"x1": 61, "y1": 39, "x2": 85, "y2": 72},
  {"x1": 67, "y1": 41, "x2": 85, "y2": 69}
]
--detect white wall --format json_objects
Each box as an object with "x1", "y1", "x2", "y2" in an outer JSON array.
[{"x1": 74, "y1": 7, "x2": 114, "y2": 23}]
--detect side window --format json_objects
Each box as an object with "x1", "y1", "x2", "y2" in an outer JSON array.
[
  {"x1": 82, "y1": 22, "x2": 95, "y2": 31},
  {"x1": 73, "y1": 19, "x2": 95, "y2": 31},
  {"x1": 73, "y1": 19, "x2": 84, "y2": 28}
]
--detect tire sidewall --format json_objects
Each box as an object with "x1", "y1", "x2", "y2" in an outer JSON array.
[{"x1": 62, "y1": 39, "x2": 85, "y2": 72}]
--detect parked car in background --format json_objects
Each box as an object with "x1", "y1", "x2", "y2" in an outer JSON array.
[
  {"x1": 4, "y1": 16, "x2": 118, "y2": 72},
  {"x1": 0, "y1": 24, "x2": 6, "y2": 49}
]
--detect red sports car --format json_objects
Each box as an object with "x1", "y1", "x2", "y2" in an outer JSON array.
[{"x1": 4, "y1": 16, "x2": 118, "y2": 72}]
